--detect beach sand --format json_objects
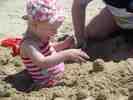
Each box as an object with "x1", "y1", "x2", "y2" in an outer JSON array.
[{"x1": 0, "y1": 0, "x2": 133, "y2": 100}]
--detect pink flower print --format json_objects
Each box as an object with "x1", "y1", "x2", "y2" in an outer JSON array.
[{"x1": 33, "y1": 10, "x2": 44, "y2": 20}]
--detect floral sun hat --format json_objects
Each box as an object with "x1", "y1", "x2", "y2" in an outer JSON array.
[{"x1": 26, "y1": 0, "x2": 64, "y2": 24}]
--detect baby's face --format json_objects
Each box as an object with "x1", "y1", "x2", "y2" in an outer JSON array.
[{"x1": 34, "y1": 20, "x2": 62, "y2": 40}]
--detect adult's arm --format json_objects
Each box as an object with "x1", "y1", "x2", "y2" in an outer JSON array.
[{"x1": 72, "y1": 0, "x2": 93, "y2": 48}]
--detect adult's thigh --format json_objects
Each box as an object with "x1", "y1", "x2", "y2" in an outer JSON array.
[{"x1": 85, "y1": 7, "x2": 120, "y2": 40}]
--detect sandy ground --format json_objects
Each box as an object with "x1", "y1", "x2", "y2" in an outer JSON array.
[{"x1": 1, "y1": 0, "x2": 133, "y2": 100}]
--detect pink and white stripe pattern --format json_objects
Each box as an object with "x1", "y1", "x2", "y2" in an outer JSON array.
[{"x1": 21, "y1": 42, "x2": 64, "y2": 86}]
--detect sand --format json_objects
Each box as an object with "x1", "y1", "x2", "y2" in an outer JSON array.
[{"x1": 0, "y1": 0, "x2": 133, "y2": 100}]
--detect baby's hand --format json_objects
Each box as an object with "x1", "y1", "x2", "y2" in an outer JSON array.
[
  {"x1": 63, "y1": 49, "x2": 89, "y2": 63},
  {"x1": 63, "y1": 36, "x2": 75, "y2": 48}
]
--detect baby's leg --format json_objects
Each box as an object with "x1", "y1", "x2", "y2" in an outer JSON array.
[{"x1": 84, "y1": 6, "x2": 120, "y2": 40}]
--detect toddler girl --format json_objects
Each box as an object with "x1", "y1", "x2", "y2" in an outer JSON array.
[{"x1": 1, "y1": 0, "x2": 89, "y2": 88}]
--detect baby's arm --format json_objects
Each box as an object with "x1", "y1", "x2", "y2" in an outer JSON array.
[
  {"x1": 21, "y1": 40, "x2": 68, "y2": 68},
  {"x1": 51, "y1": 36, "x2": 75, "y2": 52},
  {"x1": 21, "y1": 40, "x2": 89, "y2": 68}
]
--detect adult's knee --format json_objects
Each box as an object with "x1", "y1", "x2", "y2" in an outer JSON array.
[{"x1": 85, "y1": 29, "x2": 102, "y2": 40}]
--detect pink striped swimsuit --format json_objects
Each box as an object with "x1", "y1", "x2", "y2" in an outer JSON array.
[{"x1": 21, "y1": 42, "x2": 64, "y2": 86}]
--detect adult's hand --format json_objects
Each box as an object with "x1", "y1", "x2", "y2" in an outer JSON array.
[{"x1": 80, "y1": 0, "x2": 93, "y2": 7}]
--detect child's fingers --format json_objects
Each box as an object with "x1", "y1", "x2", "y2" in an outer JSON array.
[
  {"x1": 65, "y1": 35, "x2": 75, "y2": 43},
  {"x1": 48, "y1": 67, "x2": 63, "y2": 80},
  {"x1": 49, "y1": 68, "x2": 61, "y2": 75},
  {"x1": 53, "y1": 72, "x2": 63, "y2": 80},
  {"x1": 48, "y1": 66, "x2": 61, "y2": 74},
  {"x1": 74, "y1": 56, "x2": 87, "y2": 63},
  {"x1": 79, "y1": 50, "x2": 90, "y2": 60},
  {"x1": 48, "y1": 67, "x2": 57, "y2": 73}
]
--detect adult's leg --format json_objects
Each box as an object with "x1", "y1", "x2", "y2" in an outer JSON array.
[{"x1": 85, "y1": 7, "x2": 120, "y2": 40}]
